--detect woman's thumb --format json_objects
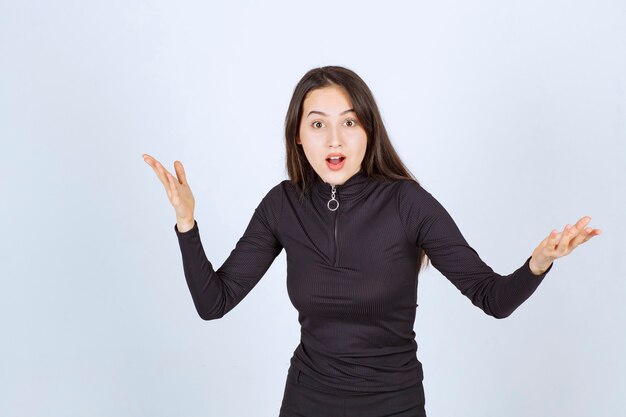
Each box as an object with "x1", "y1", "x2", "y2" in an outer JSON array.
[{"x1": 174, "y1": 161, "x2": 188, "y2": 185}]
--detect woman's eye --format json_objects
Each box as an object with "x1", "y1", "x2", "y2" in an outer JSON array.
[{"x1": 311, "y1": 119, "x2": 357, "y2": 128}]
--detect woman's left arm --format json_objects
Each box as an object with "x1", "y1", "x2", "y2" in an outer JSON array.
[
  {"x1": 398, "y1": 180, "x2": 602, "y2": 319},
  {"x1": 528, "y1": 216, "x2": 602, "y2": 275}
]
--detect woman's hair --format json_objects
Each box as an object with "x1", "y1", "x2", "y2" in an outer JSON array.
[{"x1": 283, "y1": 65, "x2": 430, "y2": 271}]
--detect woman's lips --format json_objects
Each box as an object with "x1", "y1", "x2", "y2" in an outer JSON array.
[{"x1": 326, "y1": 157, "x2": 346, "y2": 171}]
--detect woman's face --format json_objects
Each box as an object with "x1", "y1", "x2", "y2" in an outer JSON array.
[{"x1": 297, "y1": 85, "x2": 367, "y2": 186}]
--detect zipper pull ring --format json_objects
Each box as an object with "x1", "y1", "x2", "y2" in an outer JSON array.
[{"x1": 327, "y1": 184, "x2": 339, "y2": 211}]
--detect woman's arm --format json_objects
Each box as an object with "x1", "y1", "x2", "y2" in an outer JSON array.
[
  {"x1": 174, "y1": 183, "x2": 284, "y2": 320},
  {"x1": 398, "y1": 180, "x2": 552, "y2": 319}
]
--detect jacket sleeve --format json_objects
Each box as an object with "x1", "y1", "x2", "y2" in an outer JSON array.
[
  {"x1": 398, "y1": 180, "x2": 553, "y2": 319},
  {"x1": 174, "y1": 183, "x2": 284, "y2": 320}
]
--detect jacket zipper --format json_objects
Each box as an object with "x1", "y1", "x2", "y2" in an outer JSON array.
[{"x1": 328, "y1": 184, "x2": 339, "y2": 266}]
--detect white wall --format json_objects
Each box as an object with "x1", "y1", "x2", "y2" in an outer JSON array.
[{"x1": 1, "y1": 1, "x2": 624, "y2": 416}]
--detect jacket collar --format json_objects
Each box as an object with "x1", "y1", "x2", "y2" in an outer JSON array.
[{"x1": 313, "y1": 167, "x2": 370, "y2": 201}]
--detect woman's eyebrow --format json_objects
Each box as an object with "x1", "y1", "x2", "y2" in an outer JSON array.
[{"x1": 307, "y1": 108, "x2": 355, "y2": 117}]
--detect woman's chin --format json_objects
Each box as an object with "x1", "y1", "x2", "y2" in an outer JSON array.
[{"x1": 318, "y1": 166, "x2": 358, "y2": 186}]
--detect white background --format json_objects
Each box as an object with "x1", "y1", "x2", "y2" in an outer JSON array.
[{"x1": 1, "y1": 1, "x2": 624, "y2": 416}]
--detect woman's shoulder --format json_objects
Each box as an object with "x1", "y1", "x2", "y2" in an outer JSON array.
[
  {"x1": 382, "y1": 176, "x2": 427, "y2": 194},
  {"x1": 388, "y1": 178, "x2": 441, "y2": 211},
  {"x1": 254, "y1": 180, "x2": 289, "y2": 208}
]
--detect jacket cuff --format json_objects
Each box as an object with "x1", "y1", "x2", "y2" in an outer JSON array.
[
  {"x1": 174, "y1": 219, "x2": 199, "y2": 236},
  {"x1": 524, "y1": 255, "x2": 553, "y2": 278}
]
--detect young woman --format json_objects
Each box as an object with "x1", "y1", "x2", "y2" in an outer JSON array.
[{"x1": 143, "y1": 66, "x2": 601, "y2": 417}]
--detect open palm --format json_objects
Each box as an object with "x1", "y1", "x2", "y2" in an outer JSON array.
[{"x1": 143, "y1": 153, "x2": 195, "y2": 223}]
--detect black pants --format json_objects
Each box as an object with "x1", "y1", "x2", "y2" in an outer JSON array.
[{"x1": 279, "y1": 365, "x2": 427, "y2": 417}]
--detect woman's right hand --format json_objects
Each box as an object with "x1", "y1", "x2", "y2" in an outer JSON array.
[{"x1": 143, "y1": 153, "x2": 196, "y2": 229}]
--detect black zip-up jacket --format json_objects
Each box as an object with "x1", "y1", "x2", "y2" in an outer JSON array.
[{"x1": 174, "y1": 168, "x2": 553, "y2": 393}]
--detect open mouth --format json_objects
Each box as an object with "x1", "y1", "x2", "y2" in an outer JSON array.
[
  {"x1": 326, "y1": 156, "x2": 346, "y2": 165},
  {"x1": 326, "y1": 156, "x2": 346, "y2": 170}
]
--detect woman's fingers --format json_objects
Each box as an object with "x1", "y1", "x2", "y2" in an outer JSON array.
[
  {"x1": 553, "y1": 216, "x2": 602, "y2": 256},
  {"x1": 556, "y1": 222, "x2": 579, "y2": 255},
  {"x1": 143, "y1": 154, "x2": 179, "y2": 200},
  {"x1": 161, "y1": 163, "x2": 182, "y2": 200},
  {"x1": 143, "y1": 154, "x2": 167, "y2": 186},
  {"x1": 165, "y1": 170, "x2": 177, "y2": 199},
  {"x1": 144, "y1": 153, "x2": 196, "y2": 221},
  {"x1": 156, "y1": 162, "x2": 172, "y2": 194},
  {"x1": 561, "y1": 217, "x2": 584, "y2": 243},
  {"x1": 573, "y1": 226, "x2": 593, "y2": 246},
  {"x1": 576, "y1": 226, "x2": 602, "y2": 245},
  {"x1": 568, "y1": 217, "x2": 591, "y2": 248},
  {"x1": 547, "y1": 229, "x2": 559, "y2": 251},
  {"x1": 174, "y1": 160, "x2": 188, "y2": 186}
]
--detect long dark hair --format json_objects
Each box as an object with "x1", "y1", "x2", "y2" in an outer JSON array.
[{"x1": 283, "y1": 65, "x2": 430, "y2": 271}]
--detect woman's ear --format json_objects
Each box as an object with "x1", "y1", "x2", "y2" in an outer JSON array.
[{"x1": 295, "y1": 136, "x2": 301, "y2": 145}]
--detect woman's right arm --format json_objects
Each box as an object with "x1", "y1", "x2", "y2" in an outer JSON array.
[
  {"x1": 143, "y1": 153, "x2": 283, "y2": 320},
  {"x1": 174, "y1": 184, "x2": 284, "y2": 320}
]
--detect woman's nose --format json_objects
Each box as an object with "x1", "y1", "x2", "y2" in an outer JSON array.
[{"x1": 326, "y1": 126, "x2": 343, "y2": 147}]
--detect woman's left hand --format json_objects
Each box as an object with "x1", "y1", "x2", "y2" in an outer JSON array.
[{"x1": 529, "y1": 216, "x2": 602, "y2": 275}]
